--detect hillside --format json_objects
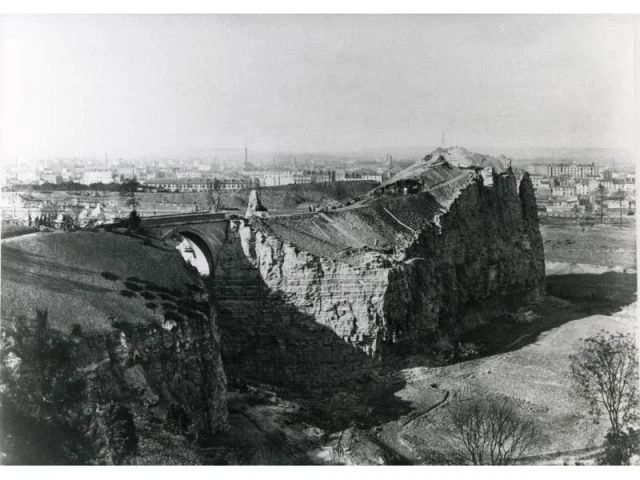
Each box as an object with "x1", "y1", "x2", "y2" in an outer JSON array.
[{"x1": 0, "y1": 231, "x2": 228, "y2": 464}]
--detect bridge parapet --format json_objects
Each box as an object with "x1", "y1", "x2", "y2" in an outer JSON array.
[{"x1": 141, "y1": 212, "x2": 227, "y2": 228}]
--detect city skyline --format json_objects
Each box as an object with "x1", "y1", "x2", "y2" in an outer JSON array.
[{"x1": 1, "y1": 15, "x2": 635, "y2": 165}]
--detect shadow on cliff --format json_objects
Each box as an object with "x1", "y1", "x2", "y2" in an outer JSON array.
[
  {"x1": 210, "y1": 247, "x2": 413, "y2": 436},
  {"x1": 219, "y1": 291, "x2": 413, "y2": 433},
  {"x1": 459, "y1": 271, "x2": 637, "y2": 358}
]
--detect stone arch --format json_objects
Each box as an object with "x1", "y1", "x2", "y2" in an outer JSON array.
[{"x1": 169, "y1": 227, "x2": 216, "y2": 277}]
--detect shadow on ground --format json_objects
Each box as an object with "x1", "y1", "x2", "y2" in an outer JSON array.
[{"x1": 461, "y1": 272, "x2": 637, "y2": 358}]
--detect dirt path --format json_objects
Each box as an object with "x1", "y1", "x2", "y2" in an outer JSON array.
[
  {"x1": 516, "y1": 445, "x2": 604, "y2": 465},
  {"x1": 401, "y1": 389, "x2": 450, "y2": 427}
]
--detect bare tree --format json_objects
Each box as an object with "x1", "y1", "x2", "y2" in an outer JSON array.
[
  {"x1": 614, "y1": 189, "x2": 626, "y2": 230},
  {"x1": 570, "y1": 332, "x2": 638, "y2": 438},
  {"x1": 571, "y1": 202, "x2": 580, "y2": 225},
  {"x1": 120, "y1": 178, "x2": 141, "y2": 210},
  {"x1": 206, "y1": 178, "x2": 223, "y2": 212},
  {"x1": 449, "y1": 396, "x2": 538, "y2": 465},
  {"x1": 596, "y1": 183, "x2": 606, "y2": 224}
]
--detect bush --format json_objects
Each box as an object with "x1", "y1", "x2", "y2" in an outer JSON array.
[
  {"x1": 456, "y1": 342, "x2": 480, "y2": 360},
  {"x1": 599, "y1": 428, "x2": 640, "y2": 465},
  {"x1": 127, "y1": 210, "x2": 141, "y2": 231}
]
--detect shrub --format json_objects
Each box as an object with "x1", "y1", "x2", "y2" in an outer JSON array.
[
  {"x1": 101, "y1": 271, "x2": 120, "y2": 281},
  {"x1": 599, "y1": 428, "x2": 640, "y2": 465},
  {"x1": 127, "y1": 210, "x2": 141, "y2": 231}
]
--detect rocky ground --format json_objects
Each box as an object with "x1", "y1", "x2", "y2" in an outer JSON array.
[
  {"x1": 217, "y1": 292, "x2": 635, "y2": 465},
  {"x1": 215, "y1": 216, "x2": 636, "y2": 465}
]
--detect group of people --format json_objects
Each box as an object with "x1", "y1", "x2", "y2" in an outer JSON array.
[
  {"x1": 29, "y1": 213, "x2": 53, "y2": 228},
  {"x1": 28, "y1": 213, "x2": 77, "y2": 231}
]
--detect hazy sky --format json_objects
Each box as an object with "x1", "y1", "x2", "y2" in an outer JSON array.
[{"x1": 0, "y1": 14, "x2": 636, "y2": 163}]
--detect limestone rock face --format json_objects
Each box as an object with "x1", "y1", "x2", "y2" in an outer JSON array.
[
  {"x1": 0, "y1": 282, "x2": 228, "y2": 464},
  {"x1": 215, "y1": 156, "x2": 544, "y2": 387},
  {"x1": 213, "y1": 221, "x2": 386, "y2": 387},
  {"x1": 245, "y1": 189, "x2": 268, "y2": 218}
]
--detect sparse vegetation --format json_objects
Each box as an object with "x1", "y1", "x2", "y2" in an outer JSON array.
[
  {"x1": 124, "y1": 281, "x2": 144, "y2": 292},
  {"x1": 206, "y1": 179, "x2": 223, "y2": 212},
  {"x1": 600, "y1": 428, "x2": 640, "y2": 465},
  {"x1": 127, "y1": 209, "x2": 142, "y2": 231},
  {"x1": 448, "y1": 395, "x2": 539, "y2": 465},
  {"x1": 101, "y1": 271, "x2": 120, "y2": 281},
  {"x1": 569, "y1": 332, "x2": 639, "y2": 464}
]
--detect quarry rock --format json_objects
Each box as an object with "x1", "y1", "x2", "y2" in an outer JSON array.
[
  {"x1": 123, "y1": 364, "x2": 160, "y2": 407},
  {"x1": 0, "y1": 276, "x2": 228, "y2": 463},
  {"x1": 89, "y1": 403, "x2": 138, "y2": 465},
  {"x1": 214, "y1": 152, "x2": 545, "y2": 387},
  {"x1": 245, "y1": 189, "x2": 268, "y2": 218}
]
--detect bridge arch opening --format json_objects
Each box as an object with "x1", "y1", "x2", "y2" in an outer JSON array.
[{"x1": 172, "y1": 230, "x2": 214, "y2": 277}]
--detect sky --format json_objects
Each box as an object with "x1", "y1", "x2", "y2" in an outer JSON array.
[{"x1": 0, "y1": 14, "x2": 636, "y2": 164}]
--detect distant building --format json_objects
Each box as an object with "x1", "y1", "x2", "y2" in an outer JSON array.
[
  {"x1": 336, "y1": 171, "x2": 383, "y2": 183},
  {"x1": 144, "y1": 177, "x2": 250, "y2": 193},
  {"x1": 81, "y1": 170, "x2": 113, "y2": 185},
  {"x1": 244, "y1": 169, "x2": 338, "y2": 187},
  {"x1": 529, "y1": 174, "x2": 545, "y2": 189},
  {"x1": 621, "y1": 175, "x2": 636, "y2": 194},
  {"x1": 550, "y1": 185, "x2": 577, "y2": 197},
  {"x1": 40, "y1": 174, "x2": 62, "y2": 185},
  {"x1": 527, "y1": 163, "x2": 548, "y2": 175},
  {"x1": 601, "y1": 168, "x2": 614, "y2": 181},
  {"x1": 548, "y1": 162, "x2": 599, "y2": 178},
  {"x1": 575, "y1": 180, "x2": 590, "y2": 196}
]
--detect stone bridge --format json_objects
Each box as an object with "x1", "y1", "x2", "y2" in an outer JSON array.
[
  {"x1": 141, "y1": 212, "x2": 232, "y2": 274},
  {"x1": 140, "y1": 208, "x2": 322, "y2": 274}
]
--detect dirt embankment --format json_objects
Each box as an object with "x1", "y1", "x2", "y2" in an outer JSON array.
[{"x1": 1, "y1": 232, "x2": 228, "y2": 464}]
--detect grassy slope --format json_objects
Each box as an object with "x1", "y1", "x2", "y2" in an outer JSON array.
[
  {"x1": 540, "y1": 220, "x2": 636, "y2": 269},
  {"x1": 1, "y1": 231, "x2": 201, "y2": 334}
]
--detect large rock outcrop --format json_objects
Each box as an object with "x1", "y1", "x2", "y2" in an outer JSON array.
[
  {"x1": 0, "y1": 232, "x2": 228, "y2": 464},
  {"x1": 214, "y1": 151, "x2": 545, "y2": 386}
]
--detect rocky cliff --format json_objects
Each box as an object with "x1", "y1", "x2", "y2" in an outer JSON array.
[
  {"x1": 0, "y1": 232, "x2": 228, "y2": 464},
  {"x1": 215, "y1": 151, "x2": 544, "y2": 386}
]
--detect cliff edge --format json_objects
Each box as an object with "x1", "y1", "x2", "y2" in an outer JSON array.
[{"x1": 216, "y1": 149, "x2": 545, "y2": 386}]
